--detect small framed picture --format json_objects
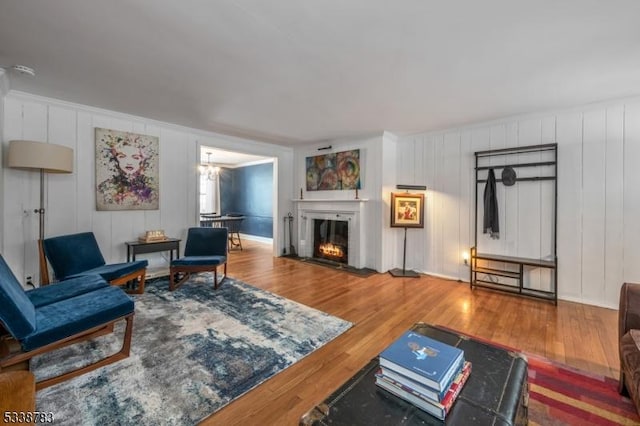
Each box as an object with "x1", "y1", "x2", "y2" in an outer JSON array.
[{"x1": 390, "y1": 192, "x2": 425, "y2": 228}]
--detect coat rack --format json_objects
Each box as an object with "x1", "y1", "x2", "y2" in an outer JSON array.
[{"x1": 470, "y1": 143, "x2": 558, "y2": 303}]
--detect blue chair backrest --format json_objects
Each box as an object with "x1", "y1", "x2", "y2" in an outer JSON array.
[
  {"x1": 0, "y1": 255, "x2": 36, "y2": 339},
  {"x1": 43, "y1": 232, "x2": 106, "y2": 280},
  {"x1": 184, "y1": 227, "x2": 228, "y2": 257}
]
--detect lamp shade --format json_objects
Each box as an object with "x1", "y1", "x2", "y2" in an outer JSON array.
[{"x1": 8, "y1": 140, "x2": 73, "y2": 173}]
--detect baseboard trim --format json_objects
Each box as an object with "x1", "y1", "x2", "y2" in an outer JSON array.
[
  {"x1": 419, "y1": 270, "x2": 464, "y2": 282},
  {"x1": 239, "y1": 233, "x2": 273, "y2": 244}
]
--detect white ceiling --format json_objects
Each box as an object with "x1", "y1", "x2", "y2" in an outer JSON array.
[{"x1": 1, "y1": 0, "x2": 639, "y2": 145}]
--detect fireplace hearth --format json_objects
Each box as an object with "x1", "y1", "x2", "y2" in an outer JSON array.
[{"x1": 313, "y1": 219, "x2": 348, "y2": 264}]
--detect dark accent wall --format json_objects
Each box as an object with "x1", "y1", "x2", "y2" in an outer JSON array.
[{"x1": 220, "y1": 162, "x2": 273, "y2": 238}]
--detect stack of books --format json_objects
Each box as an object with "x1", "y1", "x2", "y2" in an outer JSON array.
[{"x1": 375, "y1": 331, "x2": 472, "y2": 420}]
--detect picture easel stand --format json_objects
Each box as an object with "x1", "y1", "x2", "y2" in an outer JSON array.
[{"x1": 389, "y1": 227, "x2": 419, "y2": 278}]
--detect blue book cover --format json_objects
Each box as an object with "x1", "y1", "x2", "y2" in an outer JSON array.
[{"x1": 379, "y1": 331, "x2": 464, "y2": 391}]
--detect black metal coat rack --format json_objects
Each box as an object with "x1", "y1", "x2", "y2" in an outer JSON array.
[{"x1": 470, "y1": 143, "x2": 558, "y2": 304}]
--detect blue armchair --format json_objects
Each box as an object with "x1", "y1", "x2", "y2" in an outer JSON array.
[
  {"x1": 41, "y1": 232, "x2": 148, "y2": 294},
  {"x1": 0, "y1": 256, "x2": 134, "y2": 390},
  {"x1": 170, "y1": 227, "x2": 228, "y2": 291}
]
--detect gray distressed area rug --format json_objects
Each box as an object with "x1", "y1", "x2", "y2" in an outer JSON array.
[{"x1": 32, "y1": 275, "x2": 352, "y2": 425}]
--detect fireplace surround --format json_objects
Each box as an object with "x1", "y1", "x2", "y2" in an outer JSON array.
[{"x1": 293, "y1": 199, "x2": 367, "y2": 269}]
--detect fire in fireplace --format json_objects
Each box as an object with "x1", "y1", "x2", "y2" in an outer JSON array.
[{"x1": 313, "y1": 219, "x2": 348, "y2": 264}]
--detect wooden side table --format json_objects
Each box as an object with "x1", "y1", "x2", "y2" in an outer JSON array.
[
  {"x1": 126, "y1": 238, "x2": 181, "y2": 262},
  {"x1": 125, "y1": 239, "x2": 181, "y2": 281}
]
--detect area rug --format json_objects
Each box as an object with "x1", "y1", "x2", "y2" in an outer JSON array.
[
  {"x1": 32, "y1": 275, "x2": 352, "y2": 425},
  {"x1": 527, "y1": 353, "x2": 640, "y2": 426}
]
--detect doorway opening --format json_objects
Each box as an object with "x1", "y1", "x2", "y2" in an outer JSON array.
[{"x1": 197, "y1": 146, "x2": 276, "y2": 245}]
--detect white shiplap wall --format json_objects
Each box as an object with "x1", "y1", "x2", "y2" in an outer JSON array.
[
  {"x1": 397, "y1": 98, "x2": 640, "y2": 308},
  {"x1": 292, "y1": 133, "x2": 398, "y2": 272},
  {"x1": 2, "y1": 91, "x2": 294, "y2": 286}
]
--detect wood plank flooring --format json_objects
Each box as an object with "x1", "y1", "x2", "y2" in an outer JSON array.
[{"x1": 202, "y1": 240, "x2": 619, "y2": 426}]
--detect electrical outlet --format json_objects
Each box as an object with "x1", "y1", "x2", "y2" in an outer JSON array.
[{"x1": 25, "y1": 275, "x2": 34, "y2": 287}]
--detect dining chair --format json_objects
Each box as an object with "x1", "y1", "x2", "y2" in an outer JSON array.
[{"x1": 224, "y1": 213, "x2": 244, "y2": 251}]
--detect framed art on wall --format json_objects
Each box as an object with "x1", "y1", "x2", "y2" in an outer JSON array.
[
  {"x1": 95, "y1": 128, "x2": 159, "y2": 211},
  {"x1": 390, "y1": 192, "x2": 424, "y2": 228},
  {"x1": 305, "y1": 149, "x2": 361, "y2": 191}
]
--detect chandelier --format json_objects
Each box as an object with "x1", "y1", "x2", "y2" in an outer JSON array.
[{"x1": 199, "y1": 152, "x2": 220, "y2": 180}]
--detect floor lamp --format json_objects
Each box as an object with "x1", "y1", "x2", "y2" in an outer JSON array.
[{"x1": 7, "y1": 140, "x2": 74, "y2": 285}]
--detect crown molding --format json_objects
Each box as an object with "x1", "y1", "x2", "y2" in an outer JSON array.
[{"x1": 5, "y1": 90, "x2": 295, "y2": 155}]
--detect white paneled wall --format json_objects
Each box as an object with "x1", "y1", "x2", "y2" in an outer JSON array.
[
  {"x1": 398, "y1": 98, "x2": 640, "y2": 308},
  {"x1": 292, "y1": 134, "x2": 394, "y2": 272},
  {"x1": 2, "y1": 92, "x2": 294, "y2": 286},
  {"x1": 4, "y1": 88, "x2": 638, "y2": 308},
  {"x1": 625, "y1": 103, "x2": 640, "y2": 283}
]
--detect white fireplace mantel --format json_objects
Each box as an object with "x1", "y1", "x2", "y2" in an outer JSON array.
[{"x1": 293, "y1": 198, "x2": 368, "y2": 269}]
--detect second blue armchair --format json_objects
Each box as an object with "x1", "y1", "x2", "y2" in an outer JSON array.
[{"x1": 170, "y1": 227, "x2": 228, "y2": 291}]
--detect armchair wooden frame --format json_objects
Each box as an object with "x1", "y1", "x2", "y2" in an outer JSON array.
[
  {"x1": 110, "y1": 270, "x2": 147, "y2": 295},
  {"x1": 0, "y1": 313, "x2": 133, "y2": 390},
  {"x1": 169, "y1": 263, "x2": 227, "y2": 291}
]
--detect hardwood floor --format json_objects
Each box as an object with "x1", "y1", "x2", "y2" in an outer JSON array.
[{"x1": 203, "y1": 240, "x2": 619, "y2": 425}]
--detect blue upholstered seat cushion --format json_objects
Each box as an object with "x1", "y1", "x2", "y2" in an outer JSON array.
[
  {"x1": 26, "y1": 274, "x2": 108, "y2": 307},
  {"x1": 184, "y1": 227, "x2": 228, "y2": 257},
  {"x1": 43, "y1": 232, "x2": 107, "y2": 280},
  {"x1": 67, "y1": 260, "x2": 148, "y2": 282},
  {"x1": 171, "y1": 256, "x2": 227, "y2": 267},
  {"x1": 0, "y1": 256, "x2": 36, "y2": 339},
  {"x1": 21, "y1": 286, "x2": 134, "y2": 352}
]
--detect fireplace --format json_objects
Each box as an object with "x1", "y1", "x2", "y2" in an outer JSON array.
[
  {"x1": 313, "y1": 219, "x2": 348, "y2": 264},
  {"x1": 294, "y1": 199, "x2": 367, "y2": 269}
]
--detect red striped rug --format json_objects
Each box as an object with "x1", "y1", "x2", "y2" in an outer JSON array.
[
  {"x1": 433, "y1": 325, "x2": 639, "y2": 425},
  {"x1": 528, "y1": 353, "x2": 639, "y2": 426}
]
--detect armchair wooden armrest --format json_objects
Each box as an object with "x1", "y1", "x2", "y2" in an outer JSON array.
[{"x1": 0, "y1": 371, "x2": 35, "y2": 423}]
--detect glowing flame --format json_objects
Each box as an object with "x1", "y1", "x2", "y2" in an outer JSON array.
[{"x1": 319, "y1": 243, "x2": 345, "y2": 258}]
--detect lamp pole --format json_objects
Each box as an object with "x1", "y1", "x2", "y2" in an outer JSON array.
[
  {"x1": 36, "y1": 169, "x2": 45, "y2": 240},
  {"x1": 36, "y1": 168, "x2": 48, "y2": 285}
]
